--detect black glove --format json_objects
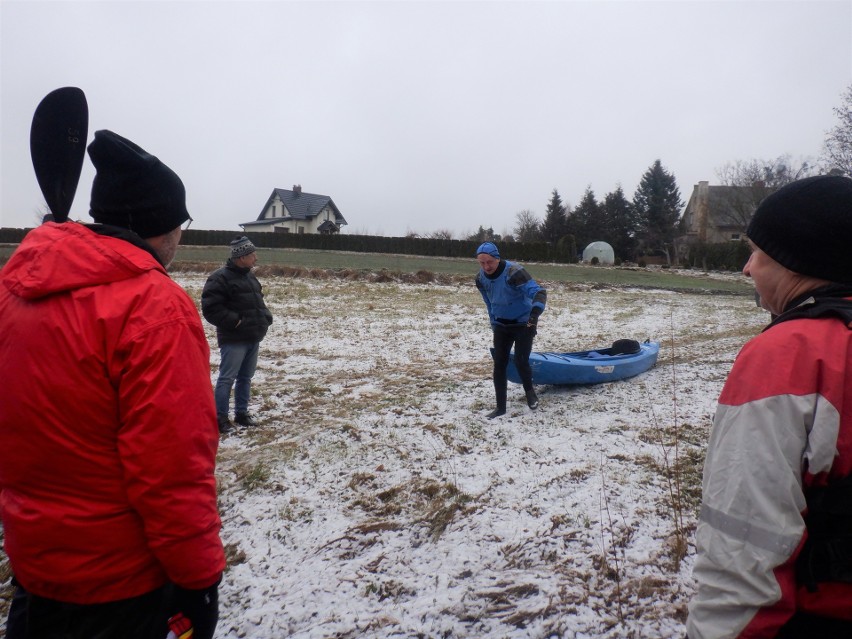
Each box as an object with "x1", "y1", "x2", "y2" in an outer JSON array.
[
  {"x1": 526, "y1": 308, "x2": 542, "y2": 329},
  {"x1": 171, "y1": 577, "x2": 221, "y2": 639}
]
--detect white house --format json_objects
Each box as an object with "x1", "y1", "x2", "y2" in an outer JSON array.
[{"x1": 240, "y1": 185, "x2": 347, "y2": 234}]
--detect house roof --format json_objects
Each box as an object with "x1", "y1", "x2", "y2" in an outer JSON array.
[
  {"x1": 683, "y1": 183, "x2": 767, "y2": 233},
  {"x1": 253, "y1": 188, "x2": 347, "y2": 225},
  {"x1": 703, "y1": 186, "x2": 756, "y2": 224}
]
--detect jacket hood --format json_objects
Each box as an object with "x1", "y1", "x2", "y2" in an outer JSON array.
[{"x1": 2, "y1": 222, "x2": 165, "y2": 300}]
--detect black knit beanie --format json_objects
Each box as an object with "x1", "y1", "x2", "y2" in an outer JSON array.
[
  {"x1": 747, "y1": 175, "x2": 852, "y2": 283},
  {"x1": 87, "y1": 130, "x2": 190, "y2": 238}
]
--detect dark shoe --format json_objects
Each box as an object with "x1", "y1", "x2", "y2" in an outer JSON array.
[
  {"x1": 218, "y1": 416, "x2": 234, "y2": 434},
  {"x1": 486, "y1": 407, "x2": 506, "y2": 419},
  {"x1": 235, "y1": 412, "x2": 257, "y2": 427},
  {"x1": 526, "y1": 390, "x2": 539, "y2": 410}
]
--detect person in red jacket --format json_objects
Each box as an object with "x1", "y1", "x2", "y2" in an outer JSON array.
[
  {"x1": 687, "y1": 175, "x2": 852, "y2": 638},
  {"x1": 0, "y1": 130, "x2": 225, "y2": 639}
]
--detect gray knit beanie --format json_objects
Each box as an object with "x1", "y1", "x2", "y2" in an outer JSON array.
[{"x1": 230, "y1": 236, "x2": 256, "y2": 258}]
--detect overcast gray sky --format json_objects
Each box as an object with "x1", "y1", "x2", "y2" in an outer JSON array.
[{"x1": 2, "y1": 0, "x2": 850, "y2": 237}]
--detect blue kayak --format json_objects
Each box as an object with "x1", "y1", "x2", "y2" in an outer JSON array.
[{"x1": 496, "y1": 339, "x2": 660, "y2": 386}]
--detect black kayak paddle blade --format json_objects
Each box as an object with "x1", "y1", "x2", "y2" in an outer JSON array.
[{"x1": 30, "y1": 87, "x2": 89, "y2": 222}]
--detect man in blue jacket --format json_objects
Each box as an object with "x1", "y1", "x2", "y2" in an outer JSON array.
[{"x1": 475, "y1": 242, "x2": 547, "y2": 418}]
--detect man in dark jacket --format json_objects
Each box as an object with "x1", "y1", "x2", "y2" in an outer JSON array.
[{"x1": 202, "y1": 237, "x2": 273, "y2": 433}]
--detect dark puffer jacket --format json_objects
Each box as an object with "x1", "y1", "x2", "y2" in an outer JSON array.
[{"x1": 201, "y1": 260, "x2": 273, "y2": 345}]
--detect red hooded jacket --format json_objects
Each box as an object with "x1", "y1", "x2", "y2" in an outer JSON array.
[{"x1": 0, "y1": 222, "x2": 224, "y2": 604}]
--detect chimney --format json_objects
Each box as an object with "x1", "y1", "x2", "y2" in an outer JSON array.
[
  {"x1": 696, "y1": 181, "x2": 710, "y2": 242},
  {"x1": 293, "y1": 184, "x2": 302, "y2": 195}
]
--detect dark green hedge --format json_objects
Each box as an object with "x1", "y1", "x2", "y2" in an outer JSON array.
[
  {"x1": 178, "y1": 230, "x2": 576, "y2": 263},
  {"x1": 0, "y1": 228, "x2": 28, "y2": 243},
  {"x1": 0, "y1": 226, "x2": 581, "y2": 265},
  {"x1": 683, "y1": 240, "x2": 750, "y2": 272}
]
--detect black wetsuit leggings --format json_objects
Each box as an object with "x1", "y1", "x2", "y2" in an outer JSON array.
[{"x1": 491, "y1": 322, "x2": 535, "y2": 409}]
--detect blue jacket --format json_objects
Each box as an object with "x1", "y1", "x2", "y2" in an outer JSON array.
[{"x1": 476, "y1": 260, "x2": 546, "y2": 326}]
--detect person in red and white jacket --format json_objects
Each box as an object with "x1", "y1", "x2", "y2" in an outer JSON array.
[
  {"x1": 0, "y1": 130, "x2": 224, "y2": 639},
  {"x1": 687, "y1": 175, "x2": 852, "y2": 638}
]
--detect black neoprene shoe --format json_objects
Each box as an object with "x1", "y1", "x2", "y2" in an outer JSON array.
[
  {"x1": 486, "y1": 407, "x2": 507, "y2": 419},
  {"x1": 526, "y1": 390, "x2": 539, "y2": 410}
]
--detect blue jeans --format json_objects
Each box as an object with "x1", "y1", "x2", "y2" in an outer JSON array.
[{"x1": 215, "y1": 341, "x2": 259, "y2": 417}]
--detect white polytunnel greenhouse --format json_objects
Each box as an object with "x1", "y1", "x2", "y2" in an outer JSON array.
[{"x1": 582, "y1": 241, "x2": 615, "y2": 264}]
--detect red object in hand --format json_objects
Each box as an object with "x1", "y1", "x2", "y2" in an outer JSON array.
[{"x1": 168, "y1": 613, "x2": 194, "y2": 639}]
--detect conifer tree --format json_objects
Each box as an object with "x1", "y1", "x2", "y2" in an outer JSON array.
[
  {"x1": 600, "y1": 186, "x2": 639, "y2": 262},
  {"x1": 569, "y1": 187, "x2": 602, "y2": 251},
  {"x1": 466, "y1": 226, "x2": 501, "y2": 242},
  {"x1": 633, "y1": 160, "x2": 683, "y2": 263},
  {"x1": 540, "y1": 189, "x2": 566, "y2": 244}
]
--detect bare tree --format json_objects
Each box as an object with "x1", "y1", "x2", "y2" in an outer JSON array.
[
  {"x1": 33, "y1": 204, "x2": 52, "y2": 226},
  {"x1": 429, "y1": 229, "x2": 454, "y2": 240},
  {"x1": 822, "y1": 84, "x2": 852, "y2": 176},
  {"x1": 512, "y1": 209, "x2": 541, "y2": 243},
  {"x1": 714, "y1": 155, "x2": 814, "y2": 231}
]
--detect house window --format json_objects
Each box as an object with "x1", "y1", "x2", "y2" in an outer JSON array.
[
  {"x1": 298, "y1": 226, "x2": 305, "y2": 234},
  {"x1": 730, "y1": 233, "x2": 741, "y2": 241}
]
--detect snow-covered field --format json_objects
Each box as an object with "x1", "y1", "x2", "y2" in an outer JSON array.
[{"x1": 172, "y1": 270, "x2": 767, "y2": 639}]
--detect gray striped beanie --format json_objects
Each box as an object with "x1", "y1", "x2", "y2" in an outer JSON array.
[{"x1": 230, "y1": 236, "x2": 256, "y2": 258}]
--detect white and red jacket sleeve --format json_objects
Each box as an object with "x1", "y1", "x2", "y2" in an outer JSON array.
[{"x1": 687, "y1": 316, "x2": 852, "y2": 638}]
